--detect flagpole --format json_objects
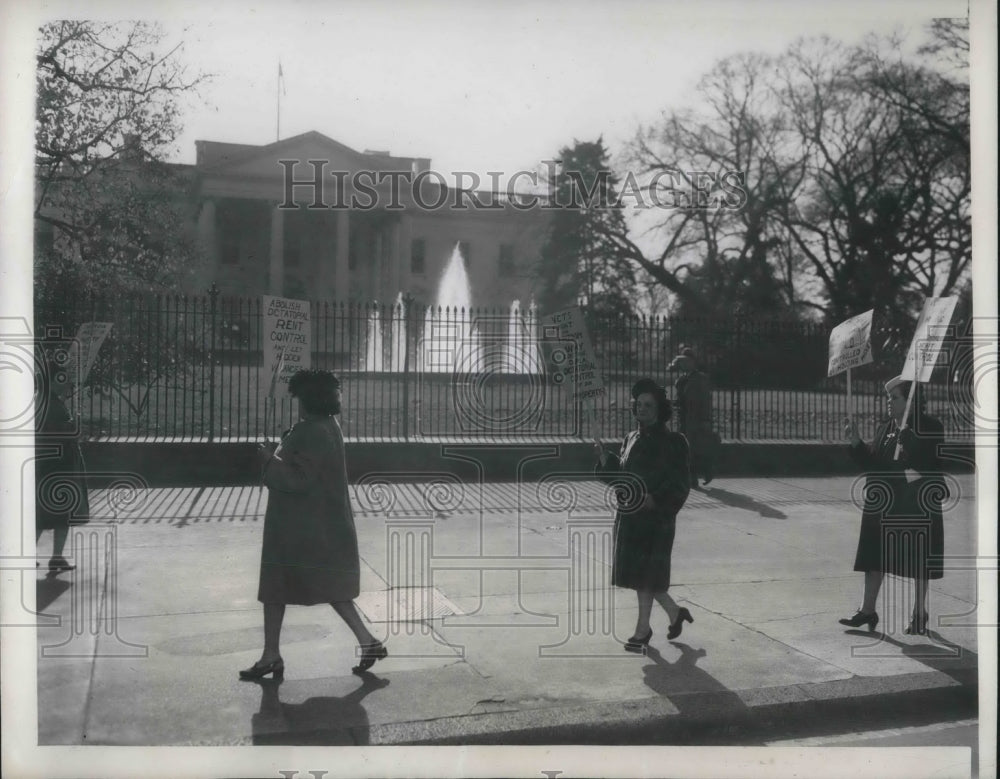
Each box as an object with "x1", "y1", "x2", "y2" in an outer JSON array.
[{"x1": 276, "y1": 61, "x2": 281, "y2": 142}]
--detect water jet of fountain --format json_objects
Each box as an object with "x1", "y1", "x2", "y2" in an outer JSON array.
[
  {"x1": 390, "y1": 292, "x2": 406, "y2": 372},
  {"x1": 504, "y1": 298, "x2": 542, "y2": 374},
  {"x1": 364, "y1": 302, "x2": 384, "y2": 372},
  {"x1": 423, "y1": 243, "x2": 479, "y2": 373}
]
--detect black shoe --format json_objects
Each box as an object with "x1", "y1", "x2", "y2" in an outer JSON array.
[
  {"x1": 624, "y1": 629, "x2": 653, "y2": 653},
  {"x1": 353, "y1": 641, "x2": 387, "y2": 673},
  {"x1": 239, "y1": 657, "x2": 284, "y2": 680},
  {"x1": 702, "y1": 473, "x2": 713, "y2": 486},
  {"x1": 48, "y1": 556, "x2": 75, "y2": 573},
  {"x1": 667, "y1": 608, "x2": 694, "y2": 640},
  {"x1": 904, "y1": 612, "x2": 928, "y2": 635},
  {"x1": 838, "y1": 610, "x2": 879, "y2": 632}
]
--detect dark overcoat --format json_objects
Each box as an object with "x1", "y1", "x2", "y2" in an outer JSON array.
[
  {"x1": 597, "y1": 424, "x2": 691, "y2": 591},
  {"x1": 849, "y1": 413, "x2": 946, "y2": 580},
  {"x1": 35, "y1": 391, "x2": 90, "y2": 531},
  {"x1": 258, "y1": 416, "x2": 361, "y2": 604},
  {"x1": 675, "y1": 370, "x2": 715, "y2": 473}
]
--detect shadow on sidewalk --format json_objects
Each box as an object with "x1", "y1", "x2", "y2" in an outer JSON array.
[
  {"x1": 36, "y1": 574, "x2": 71, "y2": 613},
  {"x1": 844, "y1": 628, "x2": 978, "y2": 687},
  {"x1": 699, "y1": 486, "x2": 787, "y2": 519},
  {"x1": 642, "y1": 641, "x2": 751, "y2": 734},
  {"x1": 249, "y1": 671, "x2": 390, "y2": 745}
]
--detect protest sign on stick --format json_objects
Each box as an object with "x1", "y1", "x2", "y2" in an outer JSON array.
[
  {"x1": 827, "y1": 310, "x2": 874, "y2": 416},
  {"x1": 69, "y1": 322, "x2": 113, "y2": 384},
  {"x1": 540, "y1": 306, "x2": 606, "y2": 438},
  {"x1": 261, "y1": 295, "x2": 311, "y2": 437},
  {"x1": 894, "y1": 296, "x2": 958, "y2": 459}
]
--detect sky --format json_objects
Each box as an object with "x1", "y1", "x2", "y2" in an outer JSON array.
[{"x1": 137, "y1": 0, "x2": 972, "y2": 179}]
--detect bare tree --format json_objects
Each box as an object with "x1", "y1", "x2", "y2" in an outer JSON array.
[
  {"x1": 625, "y1": 51, "x2": 812, "y2": 318},
  {"x1": 775, "y1": 33, "x2": 970, "y2": 328},
  {"x1": 35, "y1": 21, "x2": 208, "y2": 300},
  {"x1": 621, "y1": 26, "x2": 970, "y2": 326}
]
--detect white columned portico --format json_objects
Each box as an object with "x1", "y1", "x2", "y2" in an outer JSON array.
[
  {"x1": 396, "y1": 214, "x2": 412, "y2": 295},
  {"x1": 335, "y1": 209, "x2": 349, "y2": 301},
  {"x1": 269, "y1": 204, "x2": 284, "y2": 295}
]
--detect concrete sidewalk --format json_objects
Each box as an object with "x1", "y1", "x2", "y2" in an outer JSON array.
[{"x1": 32, "y1": 475, "x2": 980, "y2": 747}]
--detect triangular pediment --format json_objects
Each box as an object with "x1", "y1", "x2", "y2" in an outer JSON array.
[{"x1": 203, "y1": 131, "x2": 372, "y2": 179}]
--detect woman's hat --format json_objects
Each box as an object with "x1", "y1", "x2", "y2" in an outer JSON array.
[{"x1": 884, "y1": 375, "x2": 906, "y2": 394}]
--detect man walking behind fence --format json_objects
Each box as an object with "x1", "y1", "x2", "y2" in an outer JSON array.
[{"x1": 668, "y1": 347, "x2": 717, "y2": 488}]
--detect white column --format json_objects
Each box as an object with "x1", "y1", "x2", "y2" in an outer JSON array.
[
  {"x1": 396, "y1": 215, "x2": 411, "y2": 295},
  {"x1": 335, "y1": 209, "x2": 349, "y2": 302},
  {"x1": 268, "y1": 204, "x2": 284, "y2": 295},
  {"x1": 197, "y1": 199, "x2": 217, "y2": 287}
]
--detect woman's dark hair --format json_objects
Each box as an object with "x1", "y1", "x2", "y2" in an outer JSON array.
[
  {"x1": 630, "y1": 378, "x2": 673, "y2": 423},
  {"x1": 288, "y1": 369, "x2": 342, "y2": 415}
]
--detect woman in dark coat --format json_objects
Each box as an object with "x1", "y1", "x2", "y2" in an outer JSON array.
[
  {"x1": 35, "y1": 358, "x2": 90, "y2": 573},
  {"x1": 668, "y1": 346, "x2": 716, "y2": 487},
  {"x1": 240, "y1": 370, "x2": 386, "y2": 680},
  {"x1": 595, "y1": 378, "x2": 692, "y2": 652},
  {"x1": 840, "y1": 375, "x2": 946, "y2": 635}
]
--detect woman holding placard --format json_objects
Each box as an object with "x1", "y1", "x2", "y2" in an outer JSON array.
[
  {"x1": 840, "y1": 376, "x2": 947, "y2": 635},
  {"x1": 240, "y1": 369, "x2": 387, "y2": 680}
]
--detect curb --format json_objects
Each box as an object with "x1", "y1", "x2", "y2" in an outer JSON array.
[{"x1": 364, "y1": 669, "x2": 977, "y2": 746}]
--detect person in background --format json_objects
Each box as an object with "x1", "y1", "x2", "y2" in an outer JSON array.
[
  {"x1": 839, "y1": 376, "x2": 946, "y2": 635},
  {"x1": 668, "y1": 346, "x2": 716, "y2": 488},
  {"x1": 35, "y1": 356, "x2": 89, "y2": 573},
  {"x1": 241, "y1": 370, "x2": 387, "y2": 680},
  {"x1": 595, "y1": 378, "x2": 693, "y2": 653}
]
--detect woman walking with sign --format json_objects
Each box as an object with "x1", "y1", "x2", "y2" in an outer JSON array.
[
  {"x1": 840, "y1": 376, "x2": 947, "y2": 635},
  {"x1": 241, "y1": 369, "x2": 387, "y2": 680},
  {"x1": 595, "y1": 378, "x2": 693, "y2": 652}
]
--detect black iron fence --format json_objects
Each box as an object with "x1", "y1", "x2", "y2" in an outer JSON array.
[{"x1": 35, "y1": 289, "x2": 975, "y2": 442}]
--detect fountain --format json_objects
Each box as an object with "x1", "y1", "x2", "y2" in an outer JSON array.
[
  {"x1": 361, "y1": 243, "x2": 543, "y2": 376},
  {"x1": 420, "y1": 243, "x2": 481, "y2": 373},
  {"x1": 504, "y1": 299, "x2": 542, "y2": 375},
  {"x1": 390, "y1": 292, "x2": 406, "y2": 372},
  {"x1": 364, "y1": 302, "x2": 384, "y2": 371}
]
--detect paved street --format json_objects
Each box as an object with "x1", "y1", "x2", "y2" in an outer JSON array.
[{"x1": 17, "y1": 474, "x2": 987, "y2": 777}]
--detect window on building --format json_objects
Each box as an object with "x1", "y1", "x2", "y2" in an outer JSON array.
[
  {"x1": 348, "y1": 229, "x2": 359, "y2": 270},
  {"x1": 220, "y1": 237, "x2": 240, "y2": 265},
  {"x1": 498, "y1": 243, "x2": 515, "y2": 277},
  {"x1": 218, "y1": 202, "x2": 241, "y2": 265},
  {"x1": 458, "y1": 241, "x2": 471, "y2": 269},
  {"x1": 285, "y1": 243, "x2": 300, "y2": 268},
  {"x1": 411, "y1": 238, "x2": 426, "y2": 274}
]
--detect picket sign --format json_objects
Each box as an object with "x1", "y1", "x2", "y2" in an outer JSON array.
[
  {"x1": 893, "y1": 296, "x2": 958, "y2": 460},
  {"x1": 539, "y1": 306, "x2": 606, "y2": 440},
  {"x1": 827, "y1": 310, "x2": 874, "y2": 418},
  {"x1": 71, "y1": 322, "x2": 114, "y2": 384}
]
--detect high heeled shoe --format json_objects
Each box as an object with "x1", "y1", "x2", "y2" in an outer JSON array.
[
  {"x1": 624, "y1": 629, "x2": 653, "y2": 653},
  {"x1": 239, "y1": 657, "x2": 284, "y2": 680},
  {"x1": 904, "y1": 612, "x2": 928, "y2": 635},
  {"x1": 667, "y1": 608, "x2": 694, "y2": 640},
  {"x1": 838, "y1": 610, "x2": 879, "y2": 632},
  {"x1": 353, "y1": 641, "x2": 388, "y2": 673},
  {"x1": 48, "y1": 556, "x2": 76, "y2": 573}
]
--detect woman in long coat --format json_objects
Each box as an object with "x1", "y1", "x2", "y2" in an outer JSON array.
[
  {"x1": 840, "y1": 375, "x2": 946, "y2": 635},
  {"x1": 595, "y1": 378, "x2": 692, "y2": 652},
  {"x1": 240, "y1": 370, "x2": 386, "y2": 680},
  {"x1": 36, "y1": 357, "x2": 90, "y2": 573}
]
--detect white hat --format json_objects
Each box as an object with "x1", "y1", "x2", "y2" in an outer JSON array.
[{"x1": 884, "y1": 375, "x2": 906, "y2": 394}]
